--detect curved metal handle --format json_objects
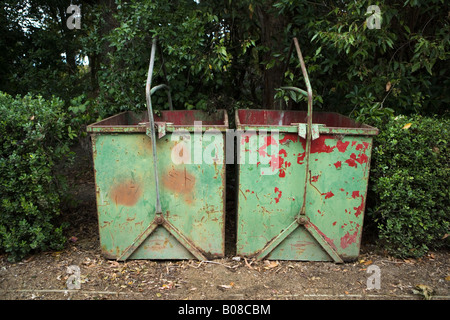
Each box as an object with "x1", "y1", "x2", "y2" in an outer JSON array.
[
  {"x1": 281, "y1": 38, "x2": 313, "y2": 132},
  {"x1": 146, "y1": 38, "x2": 162, "y2": 214},
  {"x1": 281, "y1": 38, "x2": 314, "y2": 218}
]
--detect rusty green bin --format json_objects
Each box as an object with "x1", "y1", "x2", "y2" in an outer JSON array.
[
  {"x1": 235, "y1": 39, "x2": 378, "y2": 262},
  {"x1": 87, "y1": 38, "x2": 229, "y2": 261},
  {"x1": 87, "y1": 110, "x2": 228, "y2": 260}
]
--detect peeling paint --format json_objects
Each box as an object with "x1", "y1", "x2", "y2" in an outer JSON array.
[{"x1": 274, "y1": 187, "x2": 282, "y2": 203}]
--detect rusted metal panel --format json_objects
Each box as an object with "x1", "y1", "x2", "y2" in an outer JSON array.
[
  {"x1": 88, "y1": 110, "x2": 228, "y2": 260},
  {"x1": 235, "y1": 109, "x2": 377, "y2": 262}
]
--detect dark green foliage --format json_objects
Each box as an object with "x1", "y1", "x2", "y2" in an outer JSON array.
[
  {"x1": 0, "y1": 92, "x2": 72, "y2": 261},
  {"x1": 0, "y1": 0, "x2": 448, "y2": 259},
  {"x1": 368, "y1": 115, "x2": 450, "y2": 258}
]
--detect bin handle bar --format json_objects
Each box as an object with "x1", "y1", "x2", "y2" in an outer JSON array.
[
  {"x1": 281, "y1": 37, "x2": 313, "y2": 129},
  {"x1": 282, "y1": 38, "x2": 314, "y2": 217},
  {"x1": 146, "y1": 37, "x2": 162, "y2": 214}
]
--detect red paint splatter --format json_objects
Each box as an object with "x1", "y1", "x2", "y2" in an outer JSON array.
[
  {"x1": 353, "y1": 196, "x2": 365, "y2": 217},
  {"x1": 340, "y1": 230, "x2": 359, "y2": 249},
  {"x1": 333, "y1": 221, "x2": 337, "y2": 226},
  {"x1": 256, "y1": 161, "x2": 261, "y2": 167},
  {"x1": 356, "y1": 153, "x2": 368, "y2": 164},
  {"x1": 340, "y1": 188, "x2": 345, "y2": 192},
  {"x1": 310, "y1": 136, "x2": 336, "y2": 154},
  {"x1": 274, "y1": 187, "x2": 282, "y2": 203},
  {"x1": 334, "y1": 161, "x2": 342, "y2": 169},
  {"x1": 312, "y1": 175, "x2": 319, "y2": 182},
  {"x1": 297, "y1": 152, "x2": 306, "y2": 164},
  {"x1": 356, "y1": 142, "x2": 370, "y2": 152},
  {"x1": 336, "y1": 140, "x2": 350, "y2": 152},
  {"x1": 245, "y1": 189, "x2": 250, "y2": 193},
  {"x1": 322, "y1": 191, "x2": 335, "y2": 199},
  {"x1": 351, "y1": 141, "x2": 357, "y2": 147},
  {"x1": 279, "y1": 134, "x2": 298, "y2": 145},
  {"x1": 269, "y1": 149, "x2": 291, "y2": 178},
  {"x1": 345, "y1": 152, "x2": 369, "y2": 168},
  {"x1": 351, "y1": 191, "x2": 360, "y2": 199},
  {"x1": 345, "y1": 153, "x2": 358, "y2": 167}
]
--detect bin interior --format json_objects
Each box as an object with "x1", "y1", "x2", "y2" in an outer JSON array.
[
  {"x1": 237, "y1": 109, "x2": 367, "y2": 129},
  {"x1": 91, "y1": 110, "x2": 226, "y2": 128}
]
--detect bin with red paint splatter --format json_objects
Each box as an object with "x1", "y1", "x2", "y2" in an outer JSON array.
[{"x1": 235, "y1": 109, "x2": 378, "y2": 262}]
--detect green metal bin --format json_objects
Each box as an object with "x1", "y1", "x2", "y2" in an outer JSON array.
[
  {"x1": 87, "y1": 110, "x2": 228, "y2": 260},
  {"x1": 235, "y1": 39, "x2": 378, "y2": 262}
]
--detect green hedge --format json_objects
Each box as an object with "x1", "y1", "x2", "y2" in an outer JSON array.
[
  {"x1": 368, "y1": 115, "x2": 450, "y2": 258},
  {"x1": 0, "y1": 92, "x2": 73, "y2": 261}
]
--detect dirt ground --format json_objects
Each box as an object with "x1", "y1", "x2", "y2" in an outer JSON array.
[{"x1": 0, "y1": 146, "x2": 449, "y2": 301}]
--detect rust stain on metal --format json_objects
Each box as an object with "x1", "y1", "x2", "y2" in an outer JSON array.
[
  {"x1": 110, "y1": 180, "x2": 143, "y2": 206},
  {"x1": 162, "y1": 167, "x2": 196, "y2": 204}
]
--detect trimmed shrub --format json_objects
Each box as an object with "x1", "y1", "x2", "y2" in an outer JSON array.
[
  {"x1": 0, "y1": 92, "x2": 72, "y2": 261},
  {"x1": 368, "y1": 115, "x2": 450, "y2": 258}
]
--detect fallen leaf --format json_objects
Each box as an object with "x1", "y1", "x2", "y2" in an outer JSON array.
[
  {"x1": 218, "y1": 282, "x2": 234, "y2": 290},
  {"x1": 403, "y1": 258, "x2": 415, "y2": 264},
  {"x1": 413, "y1": 284, "x2": 434, "y2": 300},
  {"x1": 444, "y1": 276, "x2": 450, "y2": 281},
  {"x1": 363, "y1": 260, "x2": 373, "y2": 266},
  {"x1": 263, "y1": 261, "x2": 279, "y2": 269},
  {"x1": 402, "y1": 122, "x2": 412, "y2": 130},
  {"x1": 156, "y1": 293, "x2": 162, "y2": 298}
]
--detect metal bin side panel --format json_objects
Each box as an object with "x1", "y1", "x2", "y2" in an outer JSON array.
[
  {"x1": 91, "y1": 130, "x2": 225, "y2": 260},
  {"x1": 236, "y1": 131, "x2": 374, "y2": 261}
]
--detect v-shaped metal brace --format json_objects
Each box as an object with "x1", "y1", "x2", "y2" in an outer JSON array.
[
  {"x1": 254, "y1": 216, "x2": 343, "y2": 263},
  {"x1": 117, "y1": 213, "x2": 207, "y2": 261}
]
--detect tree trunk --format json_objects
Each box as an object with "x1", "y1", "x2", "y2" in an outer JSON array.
[{"x1": 255, "y1": 2, "x2": 286, "y2": 109}]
